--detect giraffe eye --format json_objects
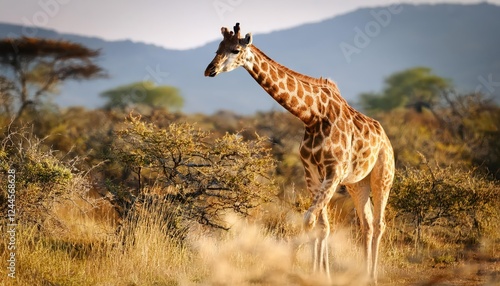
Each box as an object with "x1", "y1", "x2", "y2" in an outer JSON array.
[{"x1": 231, "y1": 49, "x2": 240, "y2": 54}]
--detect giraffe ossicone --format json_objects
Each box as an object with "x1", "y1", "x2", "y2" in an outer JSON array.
[{"x1": 204, "y1": 22, "x2": 395, "y2": 284}]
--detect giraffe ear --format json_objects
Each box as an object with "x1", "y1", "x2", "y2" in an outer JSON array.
[
  {"x1": 221, "y1": 27, "x2": 231, "y2": 38},
  {"x1": 241, "y1": 33, "x2": 252, "y2": 45}
]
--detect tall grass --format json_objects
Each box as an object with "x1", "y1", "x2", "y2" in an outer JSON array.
[{"x1": 1, "y1": 189, "x2": 499, "y2": 285}]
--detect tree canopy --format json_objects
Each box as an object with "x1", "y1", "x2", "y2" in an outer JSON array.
[
  {"x1": 100, "y1": 81, "x2": 184, "y2": 112},
  {"x1": 0, "y1": 37, "x2": 106, "y2": 120},
  {"x1": 360, "y1": 67, "x2": 450, "y2": 112}
]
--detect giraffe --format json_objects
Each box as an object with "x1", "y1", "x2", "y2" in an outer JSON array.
[{"x1": 204, "y1": 23, "x2": 395, "y2": 283}]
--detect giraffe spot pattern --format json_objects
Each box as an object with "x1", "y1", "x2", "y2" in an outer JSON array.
[
  {"x1": 270, "y1": 68, "x2": 278, "y2": 82},
  {"x1": 287, "y1": 76, "x2": 296, "y2": 92},
  {"x1": 297, "y1": 85, "x2": 304, "y2": 99},
  {"x1": 305, "y1": 95, "x2": 313, "y2": 106},
  {"x1": 261, "y1": 61, "x2": 269, "y2": 72}
]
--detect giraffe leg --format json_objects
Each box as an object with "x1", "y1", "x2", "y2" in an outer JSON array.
[
  {"x1": 318, "y1": 207, "x2": 330, "y2": 277},
  {"x1": 347, "y1": 182, "x2": 374, "y2": 277},
  {"x1": 370, "y1": 200, "x2": 386, "y2": 283},
  {"x1": 369, "y1": 149, "x2": 394, "y2": 283},
  {"x1": 308, "y1": 207, "x2": 330, "y2": 278},
  {"x1": 303, "y1": 177, "x2": 338, "y2": 279}
]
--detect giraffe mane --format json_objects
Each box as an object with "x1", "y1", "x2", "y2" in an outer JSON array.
[{"x1": 250, "y1": 45, "x2": 335, "y2": 88}]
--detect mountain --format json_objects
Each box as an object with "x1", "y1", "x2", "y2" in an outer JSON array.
[{"x1": 1, "y1": 3, "x2": 499, "y2": 114}]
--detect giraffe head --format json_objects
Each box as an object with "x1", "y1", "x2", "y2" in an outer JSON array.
[{"x1": 204, "y1": 23, "x2": 253, "y2": 77}]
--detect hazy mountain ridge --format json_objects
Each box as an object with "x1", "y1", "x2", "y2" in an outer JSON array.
[{"x1": 1, "y1": 3, "x2": 499, "y2": 114}]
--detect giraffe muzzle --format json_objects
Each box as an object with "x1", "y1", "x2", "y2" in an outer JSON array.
[{"x1": 204, "y1": 64, "x2": 217, "y2": 77}]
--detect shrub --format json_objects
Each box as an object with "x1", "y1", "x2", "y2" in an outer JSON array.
[
  {"x1": 110, "y1": 114, "x2": 277, "y2": 230},
  {"x1": 390, "y1": 156, "x2": 499, "y2": 247},
  {"x1": 0, "y1": 126, "x2": 87, "y2": 228}
]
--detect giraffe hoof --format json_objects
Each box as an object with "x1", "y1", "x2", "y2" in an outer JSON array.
[{"x1": 303, "y1": 211, "x2": 317, "y2": 231}]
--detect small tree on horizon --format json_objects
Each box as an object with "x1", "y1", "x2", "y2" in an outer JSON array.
[
  {"x1": 100, "y1": 81, "x2": 184, "y2": 113},
  {"x1": 360, "y1": 67, "x2": 450, "y2": 113}
]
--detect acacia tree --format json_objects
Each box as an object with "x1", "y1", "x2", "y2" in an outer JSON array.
[
  {"x1": 0, "y1": 37, "x2": 106, "y2": 121},
  {"x1": 360, "y1": 67, "x2": 450, "y2": 112}
]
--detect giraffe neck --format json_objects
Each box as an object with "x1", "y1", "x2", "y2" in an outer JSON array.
[{"x1": 243, "y1": 45, "x2": 344, "y2": 124}]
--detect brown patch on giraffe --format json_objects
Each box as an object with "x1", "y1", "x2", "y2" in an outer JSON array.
[
  {"x1": 355, "y1": 140, "x2": 364, "y2": 153},
  {"x1": 298, "y1": 104, "x2": 308, "y2": 113},
  {"x1": 252, "y1": 65, "x2": 260, "y2": 75},
  {"x1": 257, "y1": 72, "x2": 266, "y2": 83},
  {"x1": 336, "y1": 118, "x2": 347, "y2": 131},
  {"x1": 279, "y1": 81, "x2": 285, "y2": 90},
  {"x1": 363, "y1": 127, "x2": 370, "y2": 138},
  {"x1": 281, "y1": 93, "x2": 292, "y2": 105},
  {"x1": 320, "y1": 93, "x2": 328, "y2": 104},
  {"x1": 287, "y1": 77, "x2": 296, "y2": 92},
  {"x1": 327, "y1": 102, "x2": 340, "y2": 121},
  {"x1": 261, "y1": 61, "x2": 269, "y2": 72},
  {"x1": 363, "y1": 150, "x2": 371, "y2": 158},
  {"x1": 353, "y1": 117, "x2": 365, "y2": 131},
  {"x1": 305, "y1": 95, "x2": 313, "y2": 106},
  {"x1": 297, "y1": 86, "x2": 304, "y2": 99},
  {"x1": 339, "y1": 133, "x2": 348, "y2": 149},
  {"x1": 269, "y1": 83, "x2": 280, "y2": 94},
  {"x1": 321, "y1": 87, "x2": 331, "y2": 97},
  {"x1": 278, "y1": 69, "x2": 285, "y2": 78},
  {"x1": 290, "y1": 96, "x2": 299, "y2": 107},
  {"x1": 270, "y1": 68, "x2": 278, "y2": 82}
]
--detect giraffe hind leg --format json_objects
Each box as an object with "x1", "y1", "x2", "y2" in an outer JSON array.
[
  {"x1": 370, "y1": 190, "x2": 388, "y2": 282},
  {"x1": 346, "y1": 181, "x2": 374, "y2": 277},
  {"x1": 369, "y1": 151, "x2": 394, "y2": 282}
]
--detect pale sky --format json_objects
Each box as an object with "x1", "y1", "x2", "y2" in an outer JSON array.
[{"x1": 1, "y1": 0, "x2": 499, "y2": 50}]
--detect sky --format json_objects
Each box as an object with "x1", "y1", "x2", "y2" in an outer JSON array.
[{"x1": 1, "y1": 0, "x2": 500, "y2": 50}]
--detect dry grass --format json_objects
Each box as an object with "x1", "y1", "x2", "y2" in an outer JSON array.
[{"x1": 1, "y1": 192, "x2": 499, "y2": 286}]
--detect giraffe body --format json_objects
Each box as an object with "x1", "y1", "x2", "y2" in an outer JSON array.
[{"x1": 205, "y1": 23, "x2": 395, "y2": 283}]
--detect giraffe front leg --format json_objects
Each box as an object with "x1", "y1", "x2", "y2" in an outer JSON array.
[
  {"x1": 303, "y1": 209, "x2": 317, "y2": 231},
  {"x1": 305, "y1": 210, "x2": 330, "y2": 278},
  {"x1": 318, "y1": 207, "x2": 331, "y2": 277},
  {"x1": 304, "y1": 208, "x2": 319, "y2": 273},
  {"x1": 303, "y1": 176, "x2": 339, "y2": 279}
]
